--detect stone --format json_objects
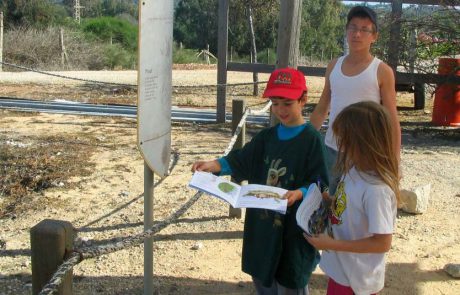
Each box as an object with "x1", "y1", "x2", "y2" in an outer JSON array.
[
  {"x1": 191, "y1": 242, "x2": 203, "y2": 250},
  {"x1": 400, "y1": 184, "x2": 431, "y2": 214},
  {"x1": 444, "y1": 263, "x2": 460, "y2": 278}
]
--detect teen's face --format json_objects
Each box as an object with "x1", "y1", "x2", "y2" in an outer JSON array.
[
  {"x1": 270, "y1": 97, "x2": 305, "y2": 126},
  {"x1": 346, "y1": 17, "x2": 377, "y2": 51}
]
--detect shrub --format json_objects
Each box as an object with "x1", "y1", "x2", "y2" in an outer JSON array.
[{"x1": 82, "y1": 17, "x2": 138, "y2": 51}]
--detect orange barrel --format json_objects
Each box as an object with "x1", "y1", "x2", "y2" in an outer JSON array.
[{"x1": 432, "y1": 57, "x2": 460, "y2": 126}]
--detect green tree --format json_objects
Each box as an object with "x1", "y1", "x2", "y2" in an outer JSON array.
[
  {"x1": 0, "y1": 0, "x2": 69, "y2": 28},
  {"x1": 299, "y1": 0, "x2": 345, "y2": 62},
  {"x1": 82, "y1": 16, "x2": 138, "y2": 51},
  {"x1": 173, "y1": 0, "x2": 218, "y2": 52},
  {"x1": 230, "y1": 0, "x2": 278, "y2": 55},
  {"x1": 61, "y1": 0, "x2": 138, "y2": 19}
]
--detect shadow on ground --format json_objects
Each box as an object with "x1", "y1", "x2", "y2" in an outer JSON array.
[{"x1": 1, "y1": 262, "x2": 455, "y2": 295}]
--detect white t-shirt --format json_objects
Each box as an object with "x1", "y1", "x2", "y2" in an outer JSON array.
[
  {"x1": 320, "y1": 167, "x2": 397, "y2": 295},
  {"x1": 325, "y1": 56, "x2": 382, "y2": 151}
]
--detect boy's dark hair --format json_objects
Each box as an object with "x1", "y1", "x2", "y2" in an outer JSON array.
[{"x1": 347, "y1": 6, "x2": 378, "y2": 32}]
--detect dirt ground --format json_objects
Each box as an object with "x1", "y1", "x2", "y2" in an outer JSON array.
[{"x1": 0, "y1": 67, "x2": 459, "y2": 295}]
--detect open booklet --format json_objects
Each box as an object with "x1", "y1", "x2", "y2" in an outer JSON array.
[
  {"x1": 296, "y1": 183, "x2": 331, "y2": 236},
  {"x1": 189, "y1": 171, "x2": 288, "y2": 214}
]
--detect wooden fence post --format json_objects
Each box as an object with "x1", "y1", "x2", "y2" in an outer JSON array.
[
  {"x1": 229, "y1": 99, "x2": 245, "y2": 218},
  {"x1": 30, "y1": 219, "x2": 74, "y2": 295},
  {"x1": 216, "y1": 0, "x2": 229, "y2": 123},
  {"x1": 414, "y1": 82, "x2": 425, "y2": 110}
]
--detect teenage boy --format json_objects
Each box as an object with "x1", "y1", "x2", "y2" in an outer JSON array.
[{"x1": 310, "y1": 5, "x2": 401, "y2": 195}]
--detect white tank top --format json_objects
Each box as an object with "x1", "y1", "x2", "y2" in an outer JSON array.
[{"x1": 325, "y1": 55, "x2": 382, "y2": 150}]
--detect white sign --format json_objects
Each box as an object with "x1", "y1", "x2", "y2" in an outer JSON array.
[{"x1": 137, "y1": 0, "x2": 173, "y2": 178}]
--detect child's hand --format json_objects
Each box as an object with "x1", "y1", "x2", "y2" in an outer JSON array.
[
  {"x1": 191, "y1": 160, "x2": 221, "y2": 173},
  {"x1": 284, "y1": 190, "x2": 302, "y2": 207},
  {"x1": 322, "y1": 190, "x2": 333, "y2": 202},
  {"x1": 303, "y1": 233, "x2": 335, "y2": 250}
]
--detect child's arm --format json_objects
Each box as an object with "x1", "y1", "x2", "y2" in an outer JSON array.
[
  {"x1": 310, "y1": 59, "x2": 336, "y2": 130},
  {"x1": 305, "y1": 233, "x2": 392, "y2": 253},
  {"x1": 378, "y1": 62, "x2": 401, "y2": 164},
  {"x1": 191, "y1": 160, "x2": 221, "y2": 173}
]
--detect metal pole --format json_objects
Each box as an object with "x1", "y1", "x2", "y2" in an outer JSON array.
[{"x1": 144, "y1": 162, "x2": 154, "y2": 295}]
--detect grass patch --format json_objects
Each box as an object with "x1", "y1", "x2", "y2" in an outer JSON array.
[{"x1": 0, "y1": 133, "x2": 100, "y2": 218}]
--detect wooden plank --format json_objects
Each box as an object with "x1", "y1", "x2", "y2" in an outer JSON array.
[
  {"x1": 227, "y1": 62, "x2": 460, "y2": 85},
  {"x1": 396, "y1": 72, "x2": 460, "y2": 85}
]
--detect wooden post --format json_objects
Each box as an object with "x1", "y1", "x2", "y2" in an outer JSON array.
[
  {"x1": 271, "y1": 0, "x2": 303, "y2": 126},
  {"x1": 276, "y1": 0, "x2": 302, "y2": 68},
  {"x1": 216, "y1": 0, "x2": 229, "y2": 123},
  {"x1": 60, "y1": 28, "x2": 67, "y2": 67},
  {"x1": 0, "y1": 11, "x2": 3, "y2": 72},
  {"x1": 387, "y1": 0, "x2": 402, "y2": 71},
  {"x1": 206, "y1": 44, "x2": 210, "y2": 64},
  {"x1": 30, "y1": 219, "x2": 74, "y2": 295},
  {"x1": 250, "y1": 52, "x2": 259, "y2": 96},
  {"x1": 414, "y1": 82, "x2": 425, "y2": 110},
  {"x1": 229, "y1": 99, "x2": 245, "y2": 218}
]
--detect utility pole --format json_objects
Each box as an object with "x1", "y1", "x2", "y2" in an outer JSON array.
[
  {"x1": 74, "y1": 0, "x2": 84, "y2": 24},
  {"x1": 0, "y1": 11, "x2": 3, "y2": 72}
]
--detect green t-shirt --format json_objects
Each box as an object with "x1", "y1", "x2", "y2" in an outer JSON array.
[{"x1": 224, "y1": 123, "x2": 329, "y2": 288}]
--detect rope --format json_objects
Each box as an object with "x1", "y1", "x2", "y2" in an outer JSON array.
[
  {"x1": 0, "y1": 61, "x2": 137, "y2": 88},
  {"x1": 37, "y1": 100, "x2": 271, "y2": 295},
  {"x1": 0, "y1": 61, "x2": 268, "y2": 89}
]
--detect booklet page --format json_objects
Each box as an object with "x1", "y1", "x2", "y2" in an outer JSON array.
[
  {"x1": 189, "y1": 171, "x2": 240, "y2": 206},
  {"x1": 296, "y1": 183, "x2": 329, "y2": 236},
  {"x1": 237, "y1": 184, "x2": 288, "y2": 214}
]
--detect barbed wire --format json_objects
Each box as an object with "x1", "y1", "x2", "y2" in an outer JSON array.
[
  {"x1": 0, "y1": 61, "x2": 268, "y2": 89},
  {"x1": 37, "y1": 100, "x2": 271, "y2": 295}
]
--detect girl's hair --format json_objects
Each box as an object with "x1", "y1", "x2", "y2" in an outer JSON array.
[{"x1": 332, "y1": 101, "x2": 400, "y2": 204}]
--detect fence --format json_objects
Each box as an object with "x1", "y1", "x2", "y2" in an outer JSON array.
[{"x1": 27, "y1": 97, "x2": 271, "y2": 295}]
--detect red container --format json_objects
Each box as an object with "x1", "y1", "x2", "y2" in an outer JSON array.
[{"x1": 432, "y1": 57, "x2": 460, "y2": 126}]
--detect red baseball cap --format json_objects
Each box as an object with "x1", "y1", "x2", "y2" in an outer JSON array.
[{"x1": 262, "y1": 67, "x2": 307, "y2": 100}]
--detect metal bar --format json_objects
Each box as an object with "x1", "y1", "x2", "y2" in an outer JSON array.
[{"x1": 144, "y1": 162, "x2": 154, "y2": 295}]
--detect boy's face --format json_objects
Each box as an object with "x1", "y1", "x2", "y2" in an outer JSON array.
[
  {"x1": 270, "y1": 96, "x2": 306, "y2": 126},
  {"x1": 346, "y1": 17, "x2": 378, "y2": 51}
]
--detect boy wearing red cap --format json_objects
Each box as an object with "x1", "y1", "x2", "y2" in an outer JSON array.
[{"x1": 192, "y1": 67, "x2": 328, "y2": 294}]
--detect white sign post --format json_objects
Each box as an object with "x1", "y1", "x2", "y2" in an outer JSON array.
[{"x1": 138, "y1": 1, "x2": 173, "y2": 294}]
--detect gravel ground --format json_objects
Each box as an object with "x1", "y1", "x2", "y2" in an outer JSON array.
[{"x1": 0, "y1": 69, "x2": 459, "y2": 295}]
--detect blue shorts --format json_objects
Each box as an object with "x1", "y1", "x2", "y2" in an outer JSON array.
[{"x1": 325, "y1": 145, "x2": 341, "y2": 196}]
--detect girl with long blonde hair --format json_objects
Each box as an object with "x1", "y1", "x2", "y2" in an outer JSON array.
[{"x1": 305, "y1": 101, "x2": 400, "y2": 295}]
